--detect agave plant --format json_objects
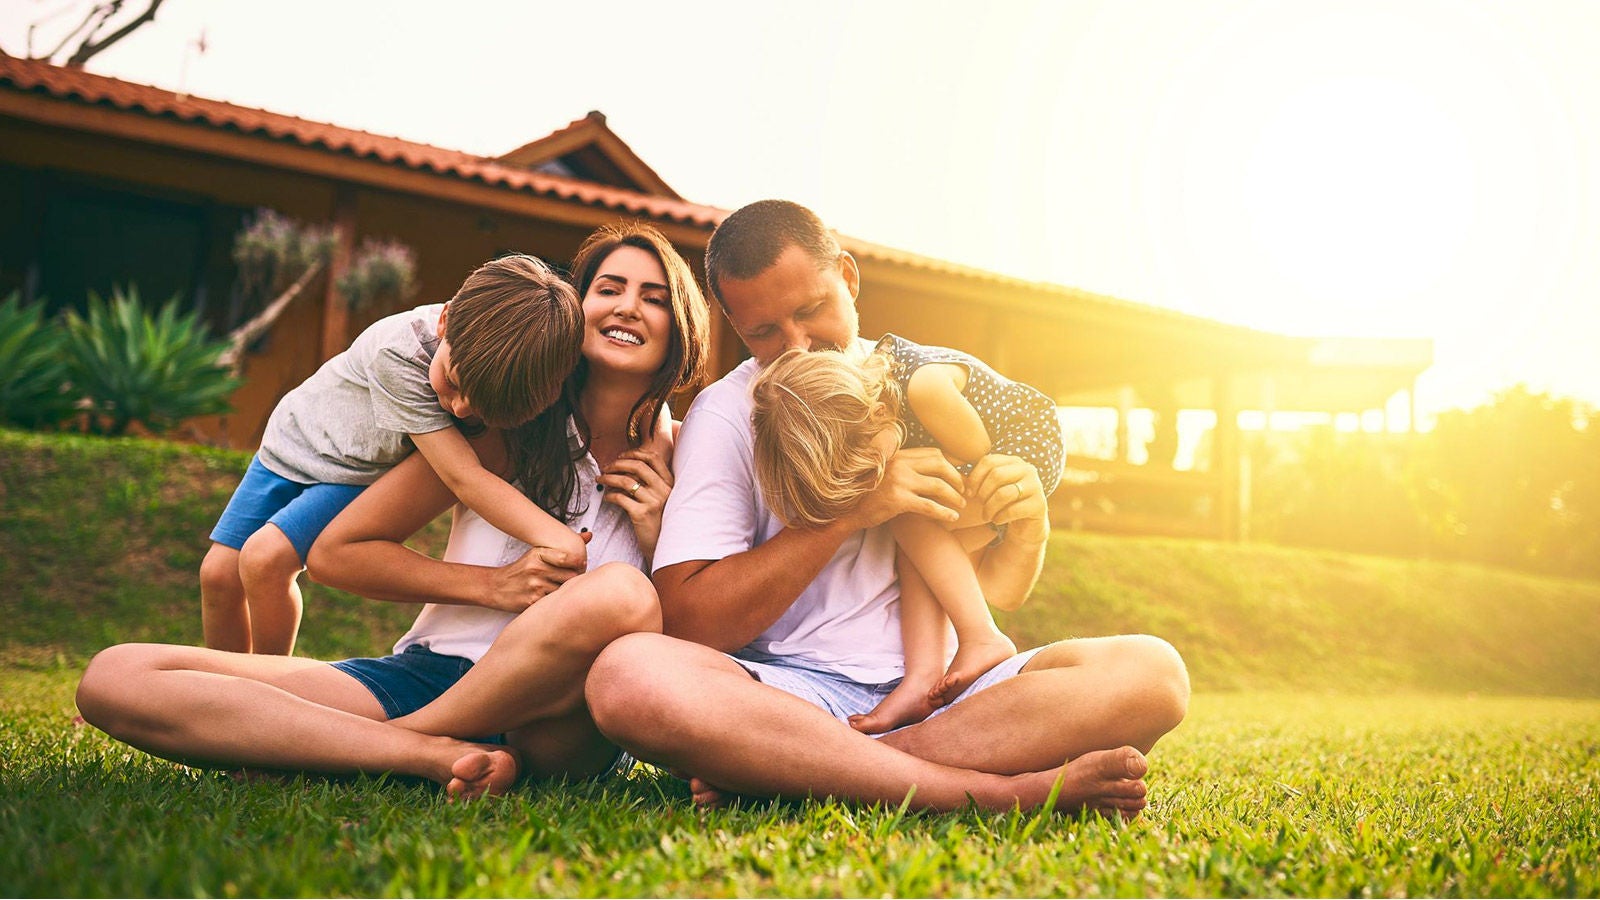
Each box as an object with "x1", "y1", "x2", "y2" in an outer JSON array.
[
  {"x1": 63, "y1": 286, "x2": 243, "y2": 436},
  {"x1": 0, "y1": 291, "x2": 77, "y2": 430}
]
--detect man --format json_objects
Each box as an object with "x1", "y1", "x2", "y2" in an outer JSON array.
[{"x1": 586, "y1": 200, "x2": 1188, "y2": 815}]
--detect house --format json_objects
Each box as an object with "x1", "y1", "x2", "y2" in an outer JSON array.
[{"x1": 0, "y1": 55, "x2": 1431, "y2": 539}]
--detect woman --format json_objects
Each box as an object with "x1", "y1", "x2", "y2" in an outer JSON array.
[{"x1": 75, "y1": 222, "x2": 710, "y2": 797}]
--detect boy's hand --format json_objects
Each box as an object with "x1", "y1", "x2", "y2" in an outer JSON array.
[{"x1": 486, "y1": 532, "x2": 591, "y2": 612}]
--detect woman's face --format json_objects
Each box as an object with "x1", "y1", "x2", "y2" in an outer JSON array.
[{"x1": 581, "y1": 244, "x2": 673, "y2": 380}]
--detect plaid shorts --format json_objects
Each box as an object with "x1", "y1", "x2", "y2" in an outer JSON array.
[{"x1": 731, "y1": 646, "x2": 1045, "y2": 735}]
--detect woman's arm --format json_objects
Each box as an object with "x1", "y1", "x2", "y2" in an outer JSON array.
[{"x1": 306, "y1": 435, "x2": 584, "y2": 612}]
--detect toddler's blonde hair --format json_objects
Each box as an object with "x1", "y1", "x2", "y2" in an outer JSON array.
[{"x1": 751, "y1": 347, "x2": 902, "y2": 527}]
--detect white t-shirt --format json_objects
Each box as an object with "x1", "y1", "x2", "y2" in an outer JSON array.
[
  {"x1": 653, "y1": 342, "x2": 905, "y2": 684},
  {"x1": 258, "y1": 303, "x2": 454, "y2": 485},
  {"x1": 393, "y1": 425, "x2": 646, "y2": 662}
]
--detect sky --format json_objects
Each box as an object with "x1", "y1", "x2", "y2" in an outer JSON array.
[{"x1": 5, "y1": 0, "x2": 1599, "y2": 417}]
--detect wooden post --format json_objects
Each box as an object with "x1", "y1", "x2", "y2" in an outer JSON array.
[
  {"x1": 1214, "y1": 371, "x2": 1240, "y2": 541},
  {"x1": 1116, "y1": 385, "x2": 1135, "y2": 463},
  {"x1": 319, "y1": 186, "x2": 358, "y2": 362}
]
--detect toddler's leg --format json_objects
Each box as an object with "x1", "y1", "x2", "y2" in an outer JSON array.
[
  {"x1": 847, "y1": 551, "x2": 945, "y2": 735},
  {"x1": 199, "y1": 543, "x2": 251, "y2": 653},
  {"x1": 892, "y1": 515, "x2": 1015, "y2": 705},
  {"x1": 238, "y1": 525, "x2": 305, "y2": 656}
]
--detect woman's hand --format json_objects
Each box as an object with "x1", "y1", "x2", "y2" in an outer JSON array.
[
  {"x1": 600, "y1": 445, "x2": 674, "y2": 561},
  {"x1": 965, "y1": 453, "x2": 1049, "y2": 545},
  {"x1": 486, "y1": 534, "x2": 591, "y2": 612}
]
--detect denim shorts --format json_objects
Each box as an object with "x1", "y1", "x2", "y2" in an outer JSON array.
[
  {"x1": 332, "y1": 646, "x2": 637, "y2": 779},
  {"x1": 209, "y1": 456, "x2": 366, "y2": 563},
  {"x1": 330, "y1": 645, "x2": 506, "y2": 745},
  {"x1": 731, "y1": 645, "x2": 1045, "y2": 735}
]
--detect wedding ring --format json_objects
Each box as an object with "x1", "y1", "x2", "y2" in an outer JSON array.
[{"x1": 628, "y1": 480, "x2": 642, "y2": 498}]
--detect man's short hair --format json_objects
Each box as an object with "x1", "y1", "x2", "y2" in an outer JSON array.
[{"x1": 704, "y1": 200, "x2": 841, "y2": 309}]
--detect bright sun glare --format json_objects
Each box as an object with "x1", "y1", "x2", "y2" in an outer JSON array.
[{"x1": 1245, "y1": 76, "x2": 1474, "y2": 317}]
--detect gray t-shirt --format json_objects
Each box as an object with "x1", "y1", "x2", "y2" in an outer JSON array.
[{"x1": 257, "y1": 302, "x2": 455, "y2": 485}]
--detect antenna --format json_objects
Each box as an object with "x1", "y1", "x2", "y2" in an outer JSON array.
[{"x1": 176, "y1": 25, "x2": 206, "y2": 98}]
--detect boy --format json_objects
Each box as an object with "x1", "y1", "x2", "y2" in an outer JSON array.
[{"x1": 200, "y1": 254, "x2": 584, "y2": 654}]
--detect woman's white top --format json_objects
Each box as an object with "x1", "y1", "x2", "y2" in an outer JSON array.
[{"x1": 392, "y1": 431, "x2": 645, "y2": 662}]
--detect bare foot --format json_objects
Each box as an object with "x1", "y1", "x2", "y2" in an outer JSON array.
[
  {"x1": 848, "y1": 675, "x2": 940, "y2": 735},
  {"x1": 445, "y1": 746, "x2": 519, "y2": 800},
  {"x1": 1001, "y1": 746, "x2": 1149, "y2": 819},
  {"x1": 687, "y1": 776, "x2": 730, "y2": 808},
  {"x1": 929, "y1": 632, "x2": 1016, "y2": 705},
  {"x1": 226, "y1": 767, "x2": 293, "y2": 785}
]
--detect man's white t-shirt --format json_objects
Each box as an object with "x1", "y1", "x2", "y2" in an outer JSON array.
[{"x1": 653, "y1": 343, "x2": 905, "y2": 684}]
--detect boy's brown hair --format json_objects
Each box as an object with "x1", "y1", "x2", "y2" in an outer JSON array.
[
  {"x1": 442, "y1": 254, "x2": 583, "y2": 429},
  {"x1": 751, "y1": 347, "x2": 903, "y2": 527}
]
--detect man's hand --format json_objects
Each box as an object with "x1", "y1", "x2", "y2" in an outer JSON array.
[
  {"x1": 485, "y1": 532, "x2": 591, "y2": 612},
  {"x1": 848, "y1": 446, "x2": 965, "y2": 531},
  {"x1": 966, "y1": 453, "x2": 1049, "y2": 544}
]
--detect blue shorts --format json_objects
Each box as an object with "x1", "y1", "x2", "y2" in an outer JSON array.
[
  {"x1": 732, "y1": 645, "x2": 1045, "y2": 734},
  {"x1": 330, "y1": 645, "x2": 506, "y2": 745},
  {"x1": 331, "y1": 645, "x2": 635, "y2": 779},
  {"x1": 209, "y1": 456, "x2": 367, "y2": 563}
]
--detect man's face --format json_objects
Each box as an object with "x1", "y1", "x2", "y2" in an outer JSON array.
[{"x1": 718, "y1": 245, "x2": 861, "y2": 366}]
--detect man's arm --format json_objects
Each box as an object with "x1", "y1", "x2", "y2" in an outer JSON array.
[
  {"x1": 656, "y1": 446, "x2": 968, "y2": 651},
  {"x1": 965, "y1": 453, "x2": 1050, "y2": 611}
]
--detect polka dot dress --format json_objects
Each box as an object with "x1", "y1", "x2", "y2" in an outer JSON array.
[{"x1": 875, "y1": 334, "x2": 1064, "y2": 496}]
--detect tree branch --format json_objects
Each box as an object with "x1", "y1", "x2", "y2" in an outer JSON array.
[
  {"x1": 64, "y1": 0, "x2": 165, "y2": 68},
  {"x1": 41, "y1": 3, "x2": 110, "y2": 63},
  {"x1": 218, "y1": 259, "x2": 326, "y2": 376}
]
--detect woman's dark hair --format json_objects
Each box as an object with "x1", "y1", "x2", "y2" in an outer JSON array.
[{"x1": 508, "y1": 222, "x2": 711, "y2": 520}]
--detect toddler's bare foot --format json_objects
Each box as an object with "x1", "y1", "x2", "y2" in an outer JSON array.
[
  {"x1": 929, "y1": 632, "x2": 1016, "y2": 705},
  {"x1": 849, "y1": 675, "x2": 940, "y2": 735},
  {"x1": 445, "y1": 746, "x2": 519, "y2": 800},
  {"x1": 1002, "y1": 745, "x2": 1149, "y2": 819}
]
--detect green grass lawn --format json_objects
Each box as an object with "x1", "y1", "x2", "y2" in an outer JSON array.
[
  {"x1": 3, "y1": 668, "x2": 1595, "y2": 897},
  {"x1": 4, "y1": 429, "x2": 1599, "y2": 896}
]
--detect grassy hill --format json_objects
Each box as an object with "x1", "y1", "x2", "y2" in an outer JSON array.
[{"x1": 4, "y1": 428, "x2": 1598, "y2": 696}]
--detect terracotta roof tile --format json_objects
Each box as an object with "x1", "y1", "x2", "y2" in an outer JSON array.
[
  {"x1": 0, "y1": 56, "x2": 1202, "y2": 323},
  {"x1": 0, "y1": 55, "x2": 723, "y2": 228}
]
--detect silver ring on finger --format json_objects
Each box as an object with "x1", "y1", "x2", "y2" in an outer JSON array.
[{"x1": 1010, "y1": 482, "x2": 1022, "y2": 502}]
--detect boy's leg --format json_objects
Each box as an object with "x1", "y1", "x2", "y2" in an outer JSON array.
[
  {"x1": 199, "y1": 543, "x2": 251, "y2": 653},
  {"x1": 392, "y1": 562, "x2": 658, "y2": 778},
  {"x1": 238, "y1": 525, "x2": 305, "y2": 656},
  {"x1": 845, "y1": 553, "x2": 945, "y2": 735},
  {"x1": 892, "y1": 516, "x2": 1015, "y2": 702},
  {"x1": 204, "y1": 457, "x2": 304, "y2": 654},
  {"x1": 244, "y1": 479, "x2": 366, "y2": 656},
  {"x1": 74, "y1": 643, "x2": 517, "y2": 797}
]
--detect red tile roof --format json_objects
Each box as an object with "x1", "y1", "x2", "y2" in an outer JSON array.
[
  {"x1": 0, "y1": 54, "x2": 723, "y2": 229},
  {"x1": 0, "y1": 55, "x2": 1232, "y2": 332}
]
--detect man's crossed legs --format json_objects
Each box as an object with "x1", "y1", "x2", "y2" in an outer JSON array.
[{"x1": 585, "y1": 632, "x2": 1189, "y2": 816}]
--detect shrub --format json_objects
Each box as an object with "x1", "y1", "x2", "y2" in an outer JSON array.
[
  {"x1": 336, "y1": 237, "x2": 416, "y2": 311},
  {"x1": 0, "y1": 292, "x2": 77, "y2": 429},
  {"x1": 63, "y1": 286, "x2": 242, "y2": 436}
]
